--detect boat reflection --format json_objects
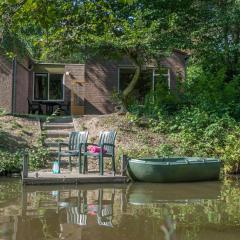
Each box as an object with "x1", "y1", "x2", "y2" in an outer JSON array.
[{"x1": 126, "y1": 181, "x2": 221, "y2": 205}]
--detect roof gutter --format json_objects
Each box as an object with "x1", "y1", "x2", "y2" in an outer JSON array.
[{"x1": 11, "y1": 57, "x2": 17, "y2": 114}]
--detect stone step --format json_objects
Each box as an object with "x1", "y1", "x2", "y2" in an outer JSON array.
[
  {"x1": 47, "y1": 116, "x2": 73, "y2": 124},
  {"x1": 44, "y1": 141, "x2": 68, "y2": 147},
  {"x1": 42, "y1": 123, "x2": 74, "y2": 130},
  {"x1": 49, "y1": 151, "x2": 58, "y2": 157},
  {"x1": 48, "y1": 151, "x2": 79, "y2": 159},
  {"x1": 46, "y1": 130, "x2": 70, "y2": 138}
]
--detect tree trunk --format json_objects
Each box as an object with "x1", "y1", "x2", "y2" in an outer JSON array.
[{"x1": 122, "y1": 62, "x2": 141, "y2": 104}]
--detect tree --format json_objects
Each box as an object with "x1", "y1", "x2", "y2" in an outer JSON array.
[
  {"x1": 1, "y1": 0, "x2": 194, "y2": 106},
  {"x1": 184, "y1": 0, "x2": 240, "y2": 81}
]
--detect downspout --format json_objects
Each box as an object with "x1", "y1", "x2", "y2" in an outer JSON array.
[{"x1": 11, "y1": 57, "x2": 17, "y2": 114}]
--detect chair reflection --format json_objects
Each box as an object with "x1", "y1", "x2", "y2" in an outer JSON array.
[
  {"x1": 66, "y1": 207, "x2": 88, "y2": 226},
  {"x1": 96, "y1": 188, "x2": 114, "y2": 227},
  {"x1": 58, "y1": 188, "x2": 115, "y2": 227}
]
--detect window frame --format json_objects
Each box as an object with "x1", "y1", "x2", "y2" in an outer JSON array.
[
  {"x1": 152, "y1": 67, "x2": 171, "y2": 90},
  {"x1": 33, "y1": 72, "x2": 65, "y2": 102},
  {"x1": 117, "y1": 66, "x2": 171, "y2": 93},
  {"x1": 117, "y1": 66, "x2": 137, "y2": 93}
]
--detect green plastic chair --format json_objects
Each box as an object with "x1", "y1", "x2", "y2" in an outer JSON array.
[
  {"x1": 58, "y1": 131, "x2": 88, "y2": 173},
  {"x1": 83, "y1": 131, "x2": 117, "y2": 175}
]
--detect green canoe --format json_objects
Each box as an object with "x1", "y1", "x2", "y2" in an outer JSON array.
[{"x1": 127, "y1": 157, "x2": 221, "y2": 183}]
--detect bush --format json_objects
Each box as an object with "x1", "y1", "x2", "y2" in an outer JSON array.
[
  {"x1": 0, "y1": 145, "x2": 50, "y2": 174},
  {"x1": 28, "y1": 146, "x2": 50, "y2": 170},
  {"x1": 0, "y1": 151, "x2": 22, "y2": 174},
  {"x1": 164, "y1": 109, "x2": 240, "y2": 173},
  {"x1": 0, "y1": 108, "x2": 7, "y2": 116},
  {"x1": 219, "y1": 131, "x2": 240, "y2": 174}
]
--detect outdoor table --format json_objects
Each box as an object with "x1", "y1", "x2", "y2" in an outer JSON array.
[{"x1": 33, "y1": 101, "x2": 63, "y2": 115}]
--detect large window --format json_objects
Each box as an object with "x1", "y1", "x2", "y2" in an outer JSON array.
[
  {"x1": 118, "y1": 67, "x2": 170, "y2": 102},
  {"x1": 153, "y1": 67, "x2": 170, "y2": 90},
  {"x1": 34, "y1": 73, "x2": 64, "y2": 101}
]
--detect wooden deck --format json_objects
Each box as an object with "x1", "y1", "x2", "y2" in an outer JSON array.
[{"x1": 22, "y1": 170, "x2": 128, "y2": 185}]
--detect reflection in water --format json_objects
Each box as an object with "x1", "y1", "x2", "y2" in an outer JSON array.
[{"x1": 0, "y1": 179, "x2": 240, "y2": 240}]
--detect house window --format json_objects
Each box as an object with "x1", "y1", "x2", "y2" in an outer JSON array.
[
  {"x1": 118, "y1": 67, "x2": 170, "y2": 94},
  {"x1": 153, "y1": 67, "x2": 170, "y2": 90},
  {"x1": 34, "y1": 73, "x2": 64, "y2": 101},
  {"x1": 118, "y1": 68, "x2": 136, "y2": 92},
  {"x1": 118, "y1": 67, "x2": 154, "y2": 102}
]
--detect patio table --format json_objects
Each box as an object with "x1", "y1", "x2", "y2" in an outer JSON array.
[{"x1": 34, "y1": 101, "x2": 63, "y2": 115}]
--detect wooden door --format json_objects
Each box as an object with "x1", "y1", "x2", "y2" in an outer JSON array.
[{"x1": 71, "y1": 81, "x2": 84, "y2": 115}]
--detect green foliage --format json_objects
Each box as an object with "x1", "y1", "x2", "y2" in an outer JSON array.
[
  {"x1": 0, "y1": 144, "x2": 49, "y2": 174},
  {"x1": 220, "y1": 132, "x2": 240, "y2": 174},
  {"x1": 0, "y1": 108, "x2": 6, "y2": 116},
  {"x1": 185, "y1": 65, "x2": 240, "y2": 118},
  {"x1": 28, "y1": 128, "x2": 50, "y2": 170},
  {"x1": 28, "y1": 146, "x2": 49, "y2": 170},
  {"x1": 0, "y1": 151, "x2": 22, "y2": 174},
  {"x1": 154, "y1": 144, "x2": 175, "y2": 157},
  {"x1": 1, "y1": 0, "x2": 240, "y2": 175},
  {"x1": 145, "y1": 108, "x2": 240, "y2": 174},
  {"x1": 125, "y1": 51, "x2": 240, "y2": 175}
]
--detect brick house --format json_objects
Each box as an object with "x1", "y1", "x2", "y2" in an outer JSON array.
[{"x1": 0, "y1": 50, "x2": 188, "y2": 115}]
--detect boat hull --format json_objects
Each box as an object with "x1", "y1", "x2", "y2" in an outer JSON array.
[{"x1": 127, "y1": 157, "x2": 221, "y2": 183}]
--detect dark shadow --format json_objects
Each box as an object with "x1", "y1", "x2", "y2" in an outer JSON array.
[
  {"x1": 0, "y1": 130, "x2": 29, "y2": 152},
  {"x1": 84, "y1": 99, "x2": 112, "y2": 115}
]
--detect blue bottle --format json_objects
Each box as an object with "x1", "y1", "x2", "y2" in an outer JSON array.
[{"x1": 52, "y1": 161, "x2": 60, "y2": 174}]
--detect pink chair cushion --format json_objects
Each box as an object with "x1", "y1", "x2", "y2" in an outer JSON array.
[{"x1": 87, "y1": 145, "x2": 107, "y2": 154}]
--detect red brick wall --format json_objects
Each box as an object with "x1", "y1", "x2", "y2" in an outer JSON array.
[
  {"x1": 0, "y1": 55, "x2": 13, "y2": 113},
  {"x1": 160, "y1": 50, "x2": 188, "y2": 89},
  {"x1": 84, "y1": 59, "x2": 118, "y2": 114},
  {"x1": 83, "y1": 53, "x2": 187, "y2": 114},
  {"x1": 15, "y1": 60, "x2": 30, "y2": 113},
  {"x1": 65, "y1": 64, "x2": 85, "y2": 105}
]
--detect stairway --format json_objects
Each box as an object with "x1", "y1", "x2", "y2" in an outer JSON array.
[{"x1": 42, "y1": 116, "x2": 74, "y2": 158}]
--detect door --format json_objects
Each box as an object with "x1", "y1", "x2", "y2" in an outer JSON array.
[{"x1": 71, "y1": 81, "x2": 84, "y2": 115}]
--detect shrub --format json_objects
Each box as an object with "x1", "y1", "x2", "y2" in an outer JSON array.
[
  {"x1": 0, "y1": 151, "x2": 22, "y2": 174},
  {"x1": 219, "y1": 131, "x2": 240, "y2": 174},
  {"x1": 28, "y1": 146, "x2": 50, "y2": 170},
  {"x1": 0, "y1": 108, "x2": 7, "y2": 116}
]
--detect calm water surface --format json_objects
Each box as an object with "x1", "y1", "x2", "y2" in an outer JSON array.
[{"x1": 0, "y1": 178, "x2": 240, "y2": 240}]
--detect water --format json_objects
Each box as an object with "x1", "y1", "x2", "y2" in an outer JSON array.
[{"x1": 0, "y1": 178, "x2": 240, "y2": 240}]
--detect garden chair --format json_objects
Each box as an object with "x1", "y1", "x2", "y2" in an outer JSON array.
[
  {"x1": 58, "y1": 131, "x2": 88, "y2": 173},
  {"x1": 27, "y1": 98, "x2": 42, "y2": 114},
  {"x1": 83, "y1": 130, "x2": 117, "y2": 175}
]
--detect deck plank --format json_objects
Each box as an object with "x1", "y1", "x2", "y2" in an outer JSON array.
[{"x1": 23, "y1": 171, "x2": 128, "y2": 185}]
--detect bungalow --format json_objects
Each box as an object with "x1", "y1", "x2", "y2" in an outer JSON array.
[{"x1": 0, "y1": 50, "x2": 188, "y2": 115}]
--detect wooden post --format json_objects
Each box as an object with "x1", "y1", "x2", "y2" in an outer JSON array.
[
  {"x1": 22, "y1": 152, "x2": 29, "y2": 179},
  {"x1": 121, "y1": 154, "x2": 128, "y2": 176}
]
